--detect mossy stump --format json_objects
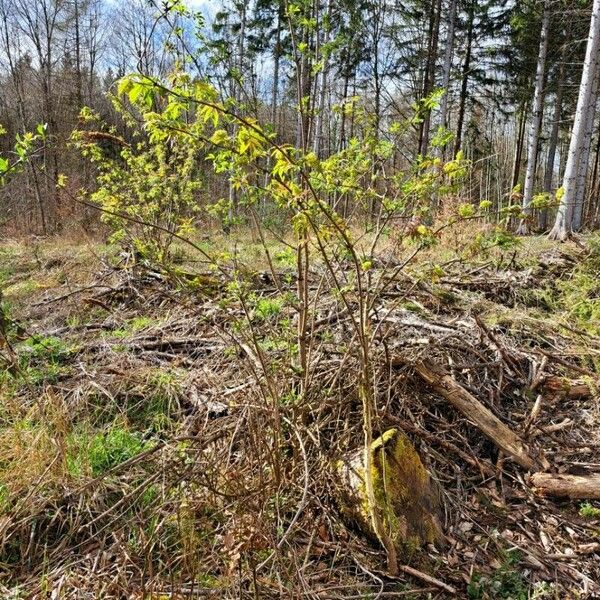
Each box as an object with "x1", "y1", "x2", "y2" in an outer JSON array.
[{"x1": 337, "y1": 428, "x2": 444, "y2": 554}]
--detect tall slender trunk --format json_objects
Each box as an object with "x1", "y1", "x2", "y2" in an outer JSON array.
[
  {"x1": 588, "y1": 123, "x2": 600, "y2": 225},
  {"x1": 228, "y1": 2, "x2": 246, "y2": 228},
  {"x1": 294, "y1": 11, "x2": 313, "y2": 151},
  {"x1": 550, "y1": 0, "x2": 600, "y2": 240},
  {"x1": 313, "y1": 0, "x2": 332, "y2": 156},
  {"x1": 271, "y1": 3, "x2": 282, "y2": 131},
  {"x1": 541, "y1": 61, "x2": 566, "y2": 230},
  {"x1": 453, "y1": 2, "x2": 474, "y2": 157},
  {"x1": 572, "y1": 67, "x2": 599, "y2": 231},
  {"x1": 419, "y1": 0, "x2": 443, "y2": 156},
  {"x1": 438, "y1": 0, "x2": 457, "y2": 159},
  {"x1": 518, "y1": 0, "x2": 550, "y2": 235},
  {"x1": 74, "y1": 0, "x2": 83, "y2": 108},
  {"x1": 511, "y1": 100, "x2": 528, "y2": 189},
  {"x1": 339, "y1": 71, "x2": 350, "y2": 152},
  {"x1": 372, "y1": 7, "x2": 383, "y2": 139},
  {"x1": 264, "y1": 3, "x2": 283, "y2": 192}
]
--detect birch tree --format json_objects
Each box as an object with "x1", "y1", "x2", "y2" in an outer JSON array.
[
  {"x1": 572, "y1": 67, "x2": 599, "y2": 231},
  {"x1": 517, "y1": 0, "x2": 550, "y2": 235},
  {"x1": 549, "y1": 0, "x2": 600, "y2": 240},
  {"x1": 541, "y1": 59, "x2": 566, "y2": 230}
]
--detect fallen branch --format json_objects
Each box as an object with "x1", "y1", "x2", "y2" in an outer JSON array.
[
  {"x1": 542, "y1": 375, "x2": 595, "y2": 399},
  {"x1": 530, "y1": 473, "x2": 600, "y2": 500},
  {"x1": 398, "y1": 564, "x2": 457, "y2": 595},
  {"x1": 407, "y1": 359, "x2": 549, "y2": 472}
]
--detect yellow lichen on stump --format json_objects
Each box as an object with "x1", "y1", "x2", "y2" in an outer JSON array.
[{"x1": 337, "y1": 428, "x2": 444, "y2": 555}]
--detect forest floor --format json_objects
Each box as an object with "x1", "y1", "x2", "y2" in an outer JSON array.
[{"x1": 0, "y1": 232, "x2": 599, "y2": 599}]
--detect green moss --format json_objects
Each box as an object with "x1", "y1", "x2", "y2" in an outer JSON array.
[{"x1": 347, "y1": 429, "x2": 442, "y2": 556}]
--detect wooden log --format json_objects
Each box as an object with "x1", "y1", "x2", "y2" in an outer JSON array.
[
  {"x1": 411, "y1": 360, "x2": 548, "y2": 472},
  {"x1": 541, "y1": 375, "x2": 594, "y2": 399},
  {"x1": 530, "y1": 472, "x2": 600, "y2": 499}
]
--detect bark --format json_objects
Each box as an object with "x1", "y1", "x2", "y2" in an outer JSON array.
[
  {"x1": 512, "y1": 100, "x2": 528, "y2": 190},
  {"x1": 339, "y1": 71, "x2": 350, "y2": 152},
  {"x1": 412, "y1": 360, "x2": 548, "y2": 471},
  {"x1": 295, "y1": 12, "x2": 313, "y2": 151},
  {"x1": 531, "y1": 473, "x2": 600, "y2": 500},
  {"x1": 453, "y1": 1, "x2": 474, "y2": 157},
  {"x1": 270, "y1": 3, "x2": 282, "y2": 131},
  {"x1": 228, "y1": 1, "x2": 247, "y2": 227},
  {"x1": 73, "y1": 0, "x2": 83, "y2": 109},
  {"x1": 518, "y1": 1, "x2": 550, "y2": 235},
  {"x1": 541, "y1": 60, "x2": 566, "y2": 230},
  {"x1": 542, "y1": 375, "x2": 594, "y2": 399},
  {"x1": 572, "y1": 67, "x2": 599, "y2": 231},
  {"x1": 438, "y1": 0, "x2": 458, "y2": 158},
  {"x1": 588, "y1": 125, "x2": 600, "y2": 225},
  {"x1": 419, "y1": 0, "x2": 443, "y2": 157},
  {"x1": 549, "y1": 0, "x2": 600, "y2": 240},
  {"x1": 312, "y1": 0, "x2": 332, "y2": 157}
]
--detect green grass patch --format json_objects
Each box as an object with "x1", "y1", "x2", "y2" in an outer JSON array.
[
  {"x1": 579, "y1": 502, "x2": 600, "y2": 519},
  {"x1": 112, "y1": 316, "x2": 155, "y2": 338},
  {"x1": 15, "y1": 335, "x2": 73, "y2": 385},
  {"x1": 67, "y1": 424, "x2": 151, "y2": 477},
  {"x1": 87, "y1": 368, "x2": 181, "y2": 432}
]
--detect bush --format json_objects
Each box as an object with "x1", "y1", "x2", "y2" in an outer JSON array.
[{"x1": 73, "y1": 107, "x2": 203, "y2": 265}]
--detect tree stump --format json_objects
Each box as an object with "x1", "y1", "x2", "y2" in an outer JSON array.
[{"x1": 337, "y1": 428, "x2": 445, "y2": 554}]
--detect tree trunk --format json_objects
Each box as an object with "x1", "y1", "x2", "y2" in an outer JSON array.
[
  {"x1": 512, "y1": 100, "x2": 528, "y2": 189},
  {"x1": 587, "y1": 123, "x2": 600, "y2": 225},
  {"x1": 549, "y1": 0, "x2": 600, "y2": 240},
  {"x1": 438, "y1": 0, "x2": 458, "y2": 158},
  {"x1": 228, "y1": 1, "x2": 247, "y2": 228},
  {"x1": 271, "y1": 3, "x2": 282, "y2": 132},
  {"x1": 294, "y1": 9, "x2": 313, "y2": 151},
  {"x1": 419, "y1": 0, "x2": 443, "y2": 157},
  {"x1": 572, "y1": 67, "x2": 599, "y2": 231},
  {"x1": 313, "y1": 0, "x2": 332, "y2": 157},
  {"x1": 518, "y1": 1, "x2": 550, "y2": 235},
  {"x1": 74, "y1": 0, "x2": 83, "y2": 109},
  {"x1": 453, "y1": 2, "x2": 474, "y2": 157},
  {"x1": 339, "y1": 71, "x2": 350, "y2": 152},
  {"x1": 541, "y1": 60, "x2": 566, "y2": 230}
]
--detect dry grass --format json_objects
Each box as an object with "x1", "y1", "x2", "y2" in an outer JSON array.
[{"x1": 0, "y1": 231, "x2": 599, "y2": 598}]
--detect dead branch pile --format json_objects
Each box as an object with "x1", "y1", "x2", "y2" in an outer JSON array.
[{"x1": 1, "y1": 246, "x2": 599, "y2": 599}]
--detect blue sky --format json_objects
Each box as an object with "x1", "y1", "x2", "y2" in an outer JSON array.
[{"x1": 186, "y1": 0, "x2": 216, "y2": 14}]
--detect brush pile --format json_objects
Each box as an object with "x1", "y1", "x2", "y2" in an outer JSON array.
[{"x1": 0, "y1": 239, "x2": 599, "y2": 598}]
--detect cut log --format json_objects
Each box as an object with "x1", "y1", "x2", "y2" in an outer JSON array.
[
  {"x1": 336, "y1": 428, "x2": 445, "y2": 554},
  {"x1": 541, "y1": 375, "x2": 594, "y2": 399},
  {"x1": 530, "y1": 473, "x2": 600, "y2": 500},
  {"x1": 411, "y1": 360, "x2": 548, "y2": 472}
]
